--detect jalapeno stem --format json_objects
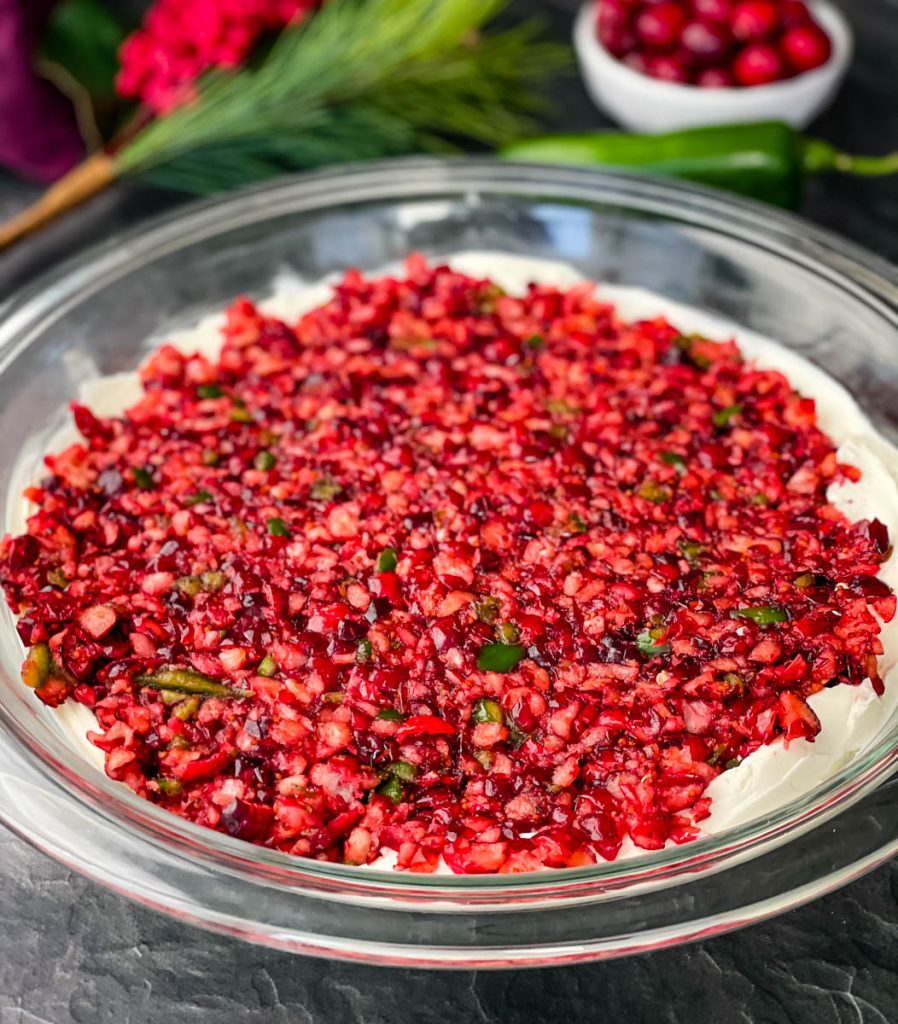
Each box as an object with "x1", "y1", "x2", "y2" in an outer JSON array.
[{"x1": 802, "y1": 137, "x2": 898, "y2": 177}]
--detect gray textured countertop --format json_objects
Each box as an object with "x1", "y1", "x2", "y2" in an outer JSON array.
[{"x1": 1, "y1": 1, "x2": 897, "y2": 1020}]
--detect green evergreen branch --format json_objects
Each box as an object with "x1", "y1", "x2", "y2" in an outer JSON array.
[{"x1": 117, "y1": 0, "x2": 568, "y2": 192}]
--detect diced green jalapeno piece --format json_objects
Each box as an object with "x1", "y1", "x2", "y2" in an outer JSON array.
[
  {"x1": 132, "y1": 466, "x2": 153, "y2": 490},
  {"x1": 156, "y1": 778, "x2": 183, "y2": 796},
  {"x1": 660, "y1": 450, "x2": 687, "y2": 471},
  {"x1": 565, "y1": 512, "x2": 587, "y2": 534},
  {"x1": 173, "y1": 695, "x2": 201, "y2": 721},
  {"x1": 175, "y1": 575, "x2": 203, "y2": 597},
  {"x1": 185, "y1": 490, "x2": 212, "y2": 507},
  {"x1": 495, "y1": 621, "x2": 520, "y2": 645},
  {"x1": 707, "y1": 744, "x2": 728, "y2": 766},
  {"x1": 202, "y1": 449, "x2": 220, "y2": 466},
  {"x1": 135, "y1": 668, "x2": 247, "y2": 698},
  {"x1": 524, "y1": 334, "x2": 544, "y2": 350},
  {"x1": 266, "y1": 517, "x2": 290, "y2": 537},
  {"x1": 636, "y1": 630, "x2": 671, "y2": 657},
  {"x1": 386, "y1": 760, "x2": 418, "y2": 782},
  {"x1": 679, "y1": 540, "x2": 704, "y2": 562},
  {"x1": 672, "y1": 334, "x2": 712, "y2": 370},
  {"x1": 731, "y1": 605, "x2": 788, "y2": 626},
  {"x1": 473, "y1": 596, "x2": 500, "y2": 624},
  {"x1": 47, "y1": 567, "x2": 68, "y2": 588},
  {"x1": 376, "y1": 707, "x2": 403, "y2": 721},
  {"x1": 376, "y1": 776, "x2": 405, "y2": 804},
  {"x1": 311, "y1": 477, "x2": 342, "y2": 500},
  {"x1": 724, "y1": 673, "x2": 745, "y2": 691},
  {"x1": 636, "y1": 480, "x2": 671, "y2": 503},
  {"x1": 472, "y1": 698, "x2": 504, "y2": 724},
  {"x1": 197, "y1": 384, "x2": 223, "y2": 399},
  {"x1": 257, "y1": 654, "x2": 277, "y2": 677},
  {"x1": 475, "y1": 283, "x2": 506, "y2": 313},
  {"x1": 200, "y1": 570, "x2": 226, "y2": 592},
  {"x1": 357, "y1": 638, "x2": 374, "y2": 663},
  {"x1": 254, "y1": 450, "x2": 277, "y2": 471},
  {"x1": 477, "y1": 642, "x2": 526, "y2": 673},
  {"x1": 712, "y1": 404, "x2": 742, "y2": 428},
  {"x1": 507, "y1": 725, "x2": 528, "y2": 748},
  {"x1": 22, "y1": 643, "x2": 51, "y2": 689},
  {"x1": 473, "y1": 749, "x2": 494, "y2": 769},
  {"x1": 376, "y1": 547, "x2": 398, "y2": 572}
]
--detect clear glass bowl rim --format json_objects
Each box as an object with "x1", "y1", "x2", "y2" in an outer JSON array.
[{"x1": 0, "y1": 157, "x2": 896, "y2": 921}]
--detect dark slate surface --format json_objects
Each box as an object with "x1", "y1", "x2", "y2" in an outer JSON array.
[{"x1": 0, "y1": 1, "x2": 896, "y2": 1020}]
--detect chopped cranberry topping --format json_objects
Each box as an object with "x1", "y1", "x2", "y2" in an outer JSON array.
[{"x1": 1, "y1": 257, "x2": 892, "y2": 873}]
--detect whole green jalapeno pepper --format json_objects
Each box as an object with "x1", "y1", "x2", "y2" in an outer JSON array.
[{"x1": 501, "y1": 121, "x2": 898, "y2": 209}]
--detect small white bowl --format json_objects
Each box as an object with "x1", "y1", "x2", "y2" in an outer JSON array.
[{"x1": 574, "y1": 0, "x2": 853, "y2": 133}]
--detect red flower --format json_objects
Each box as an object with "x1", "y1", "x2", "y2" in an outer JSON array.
[
  {"x1": 0, "y1": 0, "x2": 84, "y2": 180},
  {"x1": 116, "y1": 0, "x2": 322, "y2": 114}
]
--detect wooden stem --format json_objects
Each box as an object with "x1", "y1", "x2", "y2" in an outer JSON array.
[{"x1": 0, "y1": 152, "x2": 117, "y2": 251}]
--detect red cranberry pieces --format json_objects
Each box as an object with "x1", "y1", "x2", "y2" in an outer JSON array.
[
  {"x1": 594, "y1": 0, "x2": 833, "y2": 86},
  {"x1": 1, "y1": 256, "x2": 891, "y2": 874}
]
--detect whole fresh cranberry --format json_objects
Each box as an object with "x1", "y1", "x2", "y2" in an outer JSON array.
[
  {"x1": 596, "y1": 0, "x2": 630, "y2": 27},
  {"x1": 781, "y1": 23, "x2": 832, "y2": 71},
  {"x1": 731, "y1": 0, "x2": 780, "y2": 40},
  {"x1": 597, "y1": 0, "x2": 832, "y2": 90},
  {"x1": 681, "y1": 19, "x2": 732, "y2": 63},
  {"x1": 635, "y1": 1, "x2": 688, "y2": 49},
  {"x1": 781, "y1": 0, "x2": 812, "y2": 26},
  {"x1": 696, "y1": 65, "x2": 735, "y2": 85},
  {"x1": 622, "y1": 50, "x2": 653, "y2": 73},
  {"x1": 602, "y1": 27, "x2": 639, "y2": 56},
  {"x1": 596, "y1": 0, "x2": 640, "y2": 56},
  {"x1": 691, "y1": 0, "x2": 732, "y2": 21},
  {"x1": 733, "y1": 41, "x2": 784, "y2": 84},
  {"x1": 647, "y1": 52, "x2": 692, "y2": 81}
]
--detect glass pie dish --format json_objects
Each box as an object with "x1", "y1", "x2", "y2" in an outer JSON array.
[{"x1": 0, "y1": 159, "x2": 897, "y2": 968}]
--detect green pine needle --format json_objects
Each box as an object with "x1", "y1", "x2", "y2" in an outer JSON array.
[{"x1": 115, "y1": 0, "x2": 568, "y2": 193}]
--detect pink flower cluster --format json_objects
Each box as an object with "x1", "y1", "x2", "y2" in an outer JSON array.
[{"x1": 116, "y1": 0, "x2": 322, "y2": 114}]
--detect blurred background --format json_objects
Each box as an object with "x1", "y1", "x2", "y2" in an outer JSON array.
[{"x1": 0, "y1": 0, "x2": 895, "y2": 290}]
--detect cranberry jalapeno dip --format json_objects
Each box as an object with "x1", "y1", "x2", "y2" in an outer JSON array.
[{"x1": 1, "y1": 254, "x2": 894, "y2": 874}]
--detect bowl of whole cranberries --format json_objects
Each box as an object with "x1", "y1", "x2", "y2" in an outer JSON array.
[{"x1": 574, "y1": 0, "x2": 852, "y2": 132}]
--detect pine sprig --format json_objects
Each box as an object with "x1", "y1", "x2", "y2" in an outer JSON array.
[
  {"x1": 0, "y1": 0, "x2": 567, "y2": 248},
  {"x1": 116, "y1": 0, "x2": 568, "y2": 192}
]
